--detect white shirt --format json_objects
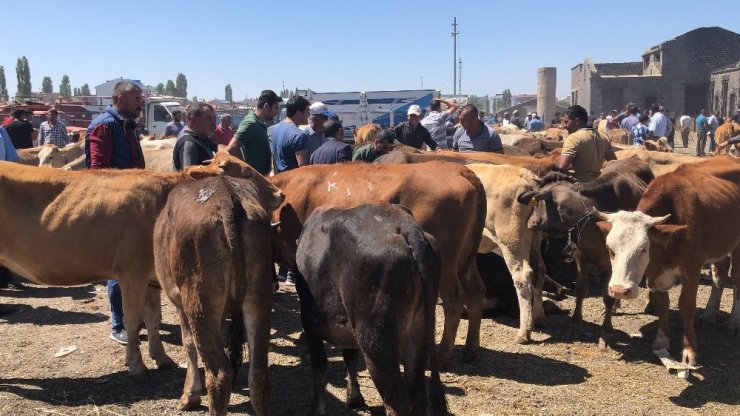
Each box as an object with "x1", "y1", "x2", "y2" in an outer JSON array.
[
  {"x1": 707, "y1": 115, "x2": 719, "y2": 133},
  {"x1": 420, "y1": 110, "x2": 453, "y2": 149},
  {"x1": 648, "y1": 111, "x2": 668, "y2": 137},
  {"x1": 679, "y1": 115, "x2": 692, "y2": 129}
]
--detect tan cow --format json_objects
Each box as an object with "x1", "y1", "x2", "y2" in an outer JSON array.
[
  {"x1": 0, "y1": 152, "x2": 272, "y2": 381},
  {"x1": 541, "y1": 127, "x2": 568, "y2": 141},
  {"x1": 643, "y1": 137, "x2": 673, "y2": 152},
  {"x1": 616, "y1": 147, "x2": 702, "y2": 176},
  {"x1": 154, "y1": 175, "x2": 283, "y2": 415},
  {"x1": 714, "y1": 121, "x2": 740, "y2": 155},
  {"x1": 596, "y1": 156, "x2": 740, "y2": 366},
  {"x1": 38, "y1": 142, "x2": 85, "y2": 168},
  {"x1": 466, "y1": 164, "x2": 546, "y2": 343},
  {"x1": 606, "y1": 128, "x2": 633, "y2": 145},
  {"x1": 352, "y1": 123, "x2": 382, "y2": 146}
]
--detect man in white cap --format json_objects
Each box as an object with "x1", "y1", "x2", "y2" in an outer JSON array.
[
  {"x1": 527, "y1": 112, "x2": 544, "y2": 132},
  {"x1": 393, "y1": 104, "x2": 436, "y2": 150},
  {"x1": 303, "y1": 101, "x2": 333, "y2": 156},
  {"x1": 421, "y1": 98, "x2": 459, "y2": 149}
]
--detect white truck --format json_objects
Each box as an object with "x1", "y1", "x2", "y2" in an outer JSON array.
[
  {"x1": 295, "y1": 89, "x2": 440, "y2": 135},
  {"x1": 64, "y1": 95, "x2": 186, "y2": 138}
]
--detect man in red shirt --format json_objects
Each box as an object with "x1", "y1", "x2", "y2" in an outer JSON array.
[{"x1": 213, "y1": 114, "x2": 234, "y2": 146}]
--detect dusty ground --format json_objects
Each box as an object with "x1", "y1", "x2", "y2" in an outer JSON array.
[{"x1": 0, "y1": 273, "x2": 738, "y2": 416}]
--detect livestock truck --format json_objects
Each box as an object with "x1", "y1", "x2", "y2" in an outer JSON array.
[{"x1": 293, "y1": 88, "x2": 441, "y2": 136}]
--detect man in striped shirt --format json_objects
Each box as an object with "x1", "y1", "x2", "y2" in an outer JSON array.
[{"x1": 39, "y1": 109, "x2": 69, "y2": 147}]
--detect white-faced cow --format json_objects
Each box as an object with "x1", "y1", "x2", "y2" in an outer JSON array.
[
  {"x1": 596, "y1": 156, "x2": 740, "y2": 366},
  {"x1": 295, "y1": 204, "x2": 446, "y2": 415}
]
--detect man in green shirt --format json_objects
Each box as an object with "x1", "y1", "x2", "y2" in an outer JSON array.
[
  {"x1": 226, "y1": 89, "x2": 282, "y2": 175},
  {"x1": 352, "y1": 129, "x2": 396, "y2": 162}
]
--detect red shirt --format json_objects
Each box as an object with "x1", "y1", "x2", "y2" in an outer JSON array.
[
  {"x1": 214, "y1": 125, "x2": 234, "y2": 146},
  {"x1": 88, "y1": 123, "x2": 145, "y2": 169}
]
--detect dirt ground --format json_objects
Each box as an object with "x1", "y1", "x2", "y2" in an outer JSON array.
[{"x1": 1, "y1": 272, "x2": 738, "y2": 416}]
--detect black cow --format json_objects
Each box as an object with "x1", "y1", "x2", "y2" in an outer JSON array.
[
  {"x1": 295, "y1": 204, "x2": 447, "y2": 416},
  {"x1": 517, "y1": 156, "x2": 653, "y2": 347}
]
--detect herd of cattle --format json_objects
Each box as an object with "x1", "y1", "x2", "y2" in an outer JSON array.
[{"x1": 0, "y1": 122, "x2": 738, "y2": 415}]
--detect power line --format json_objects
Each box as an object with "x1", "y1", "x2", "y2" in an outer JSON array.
[{"x1": 452, "y1": 17, "x2": 459, "y2": 95}]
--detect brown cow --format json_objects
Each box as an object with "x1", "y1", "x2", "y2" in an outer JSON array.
[
  {"x1": 606, "y1": 128, "x2": 633, "y2": 145},
  {"x1": 352, "y1": 123, "x2": 382, "y2": 146},
  {"x1": 154, "y1": 175, "x2": 283, "y2": 415},
  {"x1": 596, "y1": 156, "x2": 740, "y2": 366},
  {"x1": 270, "y1": 162, "x2": 486, "y2": 365},
  {"x1": 436, "y1": 150, "x2": 559, "y2": 176},
  {"x1": 714, "y1": 121, "x2": 740, "y2": 155},
  {"x1": 541, "y1": 127, "x2": 568, "y2": 141},
  {"x1": 0, "y1": 152, "x2": 271, "y2": 381}
]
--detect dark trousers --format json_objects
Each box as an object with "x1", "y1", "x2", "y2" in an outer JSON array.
[{"x1": 108, "y1": 280, "x2": 124, "y2": 332}]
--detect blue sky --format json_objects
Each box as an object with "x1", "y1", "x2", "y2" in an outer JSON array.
[{"x1": 2, "y1": 0, "x2": 738, "y2": 101}]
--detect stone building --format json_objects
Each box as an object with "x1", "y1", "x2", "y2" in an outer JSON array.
[
  {"x1": 710, "y1": 61, "x2": 740, "y2": 117},
  {"x1": 571, "y1": 27, "x2": 740, "y2": 116}
]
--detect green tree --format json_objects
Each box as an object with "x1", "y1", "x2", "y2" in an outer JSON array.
[
  {"x1": 0, "y1": 66, "x2": 8, "y2": 102},
  {"x1": 73, "y1": 87, "x2": 80, "y2": 96},
  {"x1": 503, "y1": 89, "x2": 511, "y2": 108},
  {"x1": 15, "y1": 56, "x2": 31, "y2": 98},
  {"x1": 165, "y1": 80, "x2": 175, "y2": 96},
  {"x1": 192, "y1": 95, "x2": 198, "y2": 103},
  {"x1": 175, "y1": 73, "x2": 187, "y2": 98},
  {"x1": 155, "y1": 83, "x2": 165, "y2": 95},
  {"x1": 42, "y1": 76, "x2": 53, "y2": 93},
  {"x1": 59, "y1": 74, "x2": 71, "y2": 98},
  {"x1": 225, "y1": 84, "x2": 233, "y2": 102},
  {"x1": 280, "y1": 87, "x2": 296, "y2": 98},
  {"x1": 80, "y1": 83, "x2": 91, "y2": 96}
]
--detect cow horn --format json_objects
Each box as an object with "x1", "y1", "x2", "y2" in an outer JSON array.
[
  {"x1": 271, "y1": 221, "x2": 282, "y2": 228},
  {"x1": 593, "y1": 210, "x2": 612, "y2": 221}
]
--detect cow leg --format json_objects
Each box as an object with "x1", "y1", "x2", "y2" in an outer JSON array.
[
  {"x1": 599, "y1": 294, "x2": 617, "y2": 351},
  {"x1": 530, "y1": 235, "x2": 546, "y2": 327},
  {"x1": 701, "y1": 258, "x2": 730, "y2": 324},
  {"x1": 729, "y1": 248, "x2": 740, "y2": 336},
  {"x1": 242, "y1": 288, "x2": 272, "y2": 416},
  {"x1": 143, "y1": 285, "x2": 176, "y2": 369},
  {"x1": 499, "y1": 245, "x2": 535, "y2": 344},
  {"x1": 178, "y1": 309, "x2": 203, "y2": 410},
  {"x1": 570, "y1": 253, "x2": 588, "y2": 339},
  {"x1": 341, "y1": 349, "x2": 365, "y2": 408},
  {"x1": 306, "y1": 330, "x2": 328, "y2": 416},
  {"x1": 118, "y1": 279, "x2": 149, "y2": 380},
  {"x1": 461, "y1": 263, "x2": 484, "y2": 363},
  {"x1": 360, "y1": 345, "x2": 410, "y2": 416},
  {"x1": 438, "y1": 267, "x2": 463, "y2": 367},
  {"x1": 189, "y1": 305, "x2": 232, "y2": 416},
  {"x1": 678, "y1": 267, "x2": 700, "y2": 367},
  {"x1": 651, "y1": 290, "x2": 671, "y2": 352},
  {"x1": 401, "y1": 321, "x2": 428, "y2": 415}
]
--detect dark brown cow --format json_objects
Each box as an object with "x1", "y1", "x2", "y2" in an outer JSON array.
[
  {"x1": 154, "y1": 175, "x2": 284, "y2": 416},
  {"x1": 270, "y1": 162, "x2": 486, "y2": 365},
  {"x1": 518, "y1": 156, "x2": 653, "y2": 347},
  {"x1": 296, "y1": 204, "x2": 446, "y2": 415},
  {"x1": 597, "y1": 156, "x2": 740, "y2": 366}
]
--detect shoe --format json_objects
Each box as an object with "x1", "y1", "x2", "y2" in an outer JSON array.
[{"x1": 110, "y1": 329, "x2": 128, "y2": 345}]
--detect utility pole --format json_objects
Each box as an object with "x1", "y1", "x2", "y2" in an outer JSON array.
[
  {"x1": 458, "y1": 59, "x2": 463, "y2": 95},
  {"x1": 452, "y1": 17, "x2": 459, "y2": 95}
]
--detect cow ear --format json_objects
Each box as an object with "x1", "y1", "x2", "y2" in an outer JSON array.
[
  {"x1": 185, "y1": 164, "x2": 221, "y2": 180},
  {"x1": 648, "y1": 224, "x2": 687, "y2": 248},
  {"x1": 596, "y1": 220, "x2": 612, "y2": 235},
  {"x1": 593, "y1": 210, "x2": 613, "y2": 221}
]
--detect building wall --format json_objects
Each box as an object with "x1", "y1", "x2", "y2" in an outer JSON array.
[
  {"x1": 710, "y1": 65, "x2": 740, "y2": 117},
  {"x1": 571, "y1": 27, "x2": 740, "y2": 117}
]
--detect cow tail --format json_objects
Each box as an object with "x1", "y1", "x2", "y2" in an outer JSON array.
[
  {"x1": 405, "y1": 228, "x2": 448, "y2": 415},
  {"x1": 223, "y1": 181, "x2": 249, "y2": 383}
]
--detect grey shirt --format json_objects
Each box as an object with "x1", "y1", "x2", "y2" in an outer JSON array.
[
  {"x1": 452, "y1": 121, "x2": 503, "y2": 152},
  {"x1": 421, "y1": 110, "x2": 453, "y2": 149}
]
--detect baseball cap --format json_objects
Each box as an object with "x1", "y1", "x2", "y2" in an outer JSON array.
[
  {"x1": 309, "y1": 102, "x2": 332, "y2": 117},
  {"x1": 407, "y1": 105, "x2": 422, "y2": 116}
]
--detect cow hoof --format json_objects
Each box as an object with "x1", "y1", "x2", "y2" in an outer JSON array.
[
  {"x1": 178, "y1": 394, "x2": 201, "y2": 411},
  {"x1": 156, "y1": 356, "x2": 178, "y2": 370},
  {"x1": 515, "y1": 330, "x2": 532, "y2": 345},
  {"x1": 130, "y1": 368, "x2": 150, "y2": 383},
  {"x1": 460, "y1": 347, "x2": 478, "y2": 363},
  {"x1": 346, "y1": 395, "x2": 366, "y2": 409}
]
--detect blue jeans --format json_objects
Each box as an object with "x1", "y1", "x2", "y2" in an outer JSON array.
[
  {"x1": 708, "y1": 133, "x2": 716, "y2": 152},
  {"x1": 107, "y1": 280, "x2": 124, "y2": 332}
]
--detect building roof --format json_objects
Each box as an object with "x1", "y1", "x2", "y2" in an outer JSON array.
[{"x1": 711, "y1": 60, "x2": 740, "y2": 75}]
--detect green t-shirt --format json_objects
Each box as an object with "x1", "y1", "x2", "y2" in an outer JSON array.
[
  {"x1": 235, "y1": 111, "x2": 272, "y2": 175},
  {"x1": 352, "y1": 143, "x2": 381, "y2": 162}
]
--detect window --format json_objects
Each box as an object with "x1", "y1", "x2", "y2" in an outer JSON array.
[{"x1": 153, "y1": 105, "x2": 172, "y2": 122}]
